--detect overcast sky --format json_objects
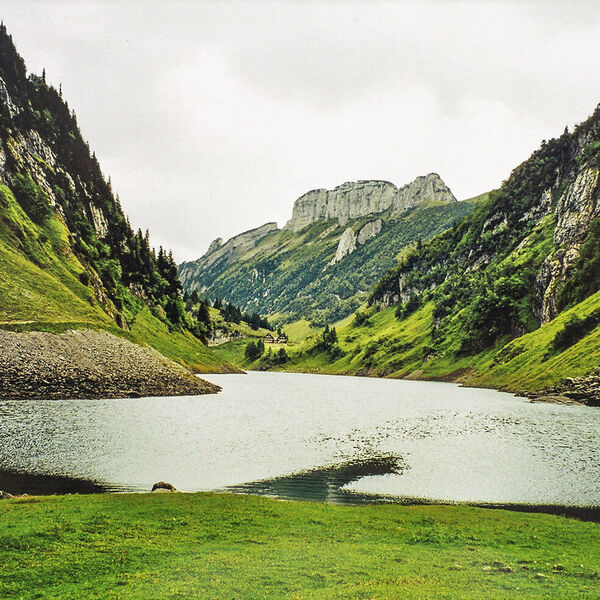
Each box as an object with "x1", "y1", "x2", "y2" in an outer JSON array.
[{"x1": 2, "y1": 1, "x2": 600, "y2": 261}]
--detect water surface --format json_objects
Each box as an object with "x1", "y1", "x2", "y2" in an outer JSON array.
[{"x1": 1, "y1": 372, "x2": 598, "y2": 508}]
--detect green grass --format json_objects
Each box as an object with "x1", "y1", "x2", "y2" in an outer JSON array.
[
  {"x1": 209, "y1": 337, "x2": 253, "y2": 367},
  {"x1": 127, "y1": 308, "x2": 234, "y2": 373},
  {"x1": 1, "y1": 493, "x2": 599, "y2": 599},
  {"x1": 0, "y1": 185, "x2": 112, "y2": 328},
  {"x1": 475, "y1": 289, "x2": 600, "y2": 391},
  {"x1": 269, "y1": 316, "x2": 320, "y2": 343}
]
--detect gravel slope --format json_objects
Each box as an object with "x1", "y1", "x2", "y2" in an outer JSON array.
[{"x1": 0, "y1": 329, "x2": 220, "y2": 399}]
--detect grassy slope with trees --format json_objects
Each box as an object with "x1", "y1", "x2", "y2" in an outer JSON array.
[
  {"x1": 0, "y1": 26, "x2": 229, "y2": 373},
  {"x1": 180, "y1": 199, "x2": 477, "y2": 327}
]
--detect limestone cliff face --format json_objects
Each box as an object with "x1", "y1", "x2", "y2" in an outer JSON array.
[
  {"x1": 329, "y1": 218, "x2": 383, "y2": 266},
  {"x1": 536, "y1": 165, "x2": 600, "y2": 322},
  {"x1": 284, "y1": 173, "x2": 456, "y2": 232},
  {"x1": 179, "y1": 222, "x2": 279, "y2": 289}
]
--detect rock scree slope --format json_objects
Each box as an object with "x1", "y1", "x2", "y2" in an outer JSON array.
[{"x1": 0, "y1": 329, "x2": 220, "y2": 400}]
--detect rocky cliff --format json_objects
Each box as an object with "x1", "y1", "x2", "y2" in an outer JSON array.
[{"x1": 284, "y1": 173, "x2": 456, "y2": 232}]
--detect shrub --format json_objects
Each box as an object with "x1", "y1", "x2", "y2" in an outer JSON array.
[{"x1": 12, "y1": 172, "x2": 52, "y2": 223}]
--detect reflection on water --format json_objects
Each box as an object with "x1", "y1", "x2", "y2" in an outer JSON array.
[
  {"x1": 0, "y1": 371, "x2": 599, "y2": 508},
  {"x1": 225, "y1": 455, "x2": 406, "y2": 504},
  {"x1": 0, "y1": 470, "x2": 112, "y2": 495}
]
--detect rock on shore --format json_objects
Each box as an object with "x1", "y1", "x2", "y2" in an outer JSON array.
[
  {"x1": 526, "y1": 368, "x2": 600, "y2": 406},
  {"x1": 0, "y1": 329, "x2": 220, "y2": 400}
]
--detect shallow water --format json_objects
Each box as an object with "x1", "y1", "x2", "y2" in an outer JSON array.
[{"x1": 0, "y1": 372, "x2": 599, "y2": 507}]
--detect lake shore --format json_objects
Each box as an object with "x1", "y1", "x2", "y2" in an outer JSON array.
[
  {"x1": 2, "y1": 466, "x2": 600, "y2": 523},
  {"x1": 1, "y1": 491, "x2": 599, "y2": 599},
  {"x1": 0, "y1": 328, "x2": 220, "y2": 400},
  {"x1": 258, "y1": 364, "x2": 599, "y2": 406}
]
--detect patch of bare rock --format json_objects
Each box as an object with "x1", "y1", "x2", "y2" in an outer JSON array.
[
  {"x1": 0, "y1": 329, "x2": 220, "y2": 400},
  {"x1": 526, "y1": 368, "x2": 600, "y2": 406}
]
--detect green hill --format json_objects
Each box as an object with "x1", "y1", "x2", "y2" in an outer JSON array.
[{"x1": 0, "y1": 25, "x2": 228, "y2": 374}]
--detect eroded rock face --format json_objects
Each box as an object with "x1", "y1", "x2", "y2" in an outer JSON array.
[
  {"x1": 284, "y1": 173, "x2": 456, "y2": 232},
  {"x1": 329, "y1": 218, "x2": 384, "y2": 266},
  {"x1": 357, "y1": 218, "x2": 383, "y2": 245},
  {"x1": 535, "y1": 166, "x2": 600, "y2": 323},
  {"x1": 554, "y1": 167, "x2": 600, "y2": 246},
  {"x1": 395, "y1": 173, "x2": 456, "y2": 212},
  {"x1": 330, "y1": 227, "x2": 357, "y2": 265},
  {"x1": 0, "y1": 76, "x2": 19, "y2": 119}
]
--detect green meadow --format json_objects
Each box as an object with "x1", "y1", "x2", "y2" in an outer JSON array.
[
  {"x1": 0, "y1": 184, "x2": 227, "y2": 373},
  {"x1": 1, "y1": 493, "x2": 599, "y2": 599}
]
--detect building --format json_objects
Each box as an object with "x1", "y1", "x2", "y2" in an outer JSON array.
[
  {"x1": 276, "y1": 333, "x2": 288, "y2": 344},
  {"x1": 263, "y1": 333, "x2": 275, "y2": 344}
]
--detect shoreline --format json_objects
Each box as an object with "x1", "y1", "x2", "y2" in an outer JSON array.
[
  {"x1": 2, "y1": 468, "x2": 598, "y2": 522},
  {"x1": 258, "y1": 366, "x2": 599, "y2": 407}
]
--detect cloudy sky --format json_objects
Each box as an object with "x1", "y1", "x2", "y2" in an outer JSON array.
[{"x1": 2, "y1": 1, "x2": 600, "y2": 261}]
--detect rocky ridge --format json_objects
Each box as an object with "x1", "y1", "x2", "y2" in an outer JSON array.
[
  {"x1": 179, "y1": 222, "x2": 278, "y2": 291},
  {"x1": 179, "y1": 173, "x2": 458, "y2": 301},
  {"x1": 284, "y1": 173, "x2": 456, "y2": 232}
]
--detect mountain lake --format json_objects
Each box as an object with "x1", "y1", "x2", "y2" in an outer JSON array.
[{"x1": 1, "y1": 371, "x2": 599, "y2": 514}]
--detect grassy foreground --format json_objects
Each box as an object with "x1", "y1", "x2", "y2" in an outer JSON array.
[{"x1": 1, "y1": 493, "x2": 599, "y2": 599}]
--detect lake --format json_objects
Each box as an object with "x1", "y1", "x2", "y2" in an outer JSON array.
[{"x1": 1, "y1": 372, "x2": 599, "y2": 509}]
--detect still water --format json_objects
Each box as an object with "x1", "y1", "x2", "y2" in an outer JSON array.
[{"x1": 0, "y1": 372, "x2": 599, "y2": 507}]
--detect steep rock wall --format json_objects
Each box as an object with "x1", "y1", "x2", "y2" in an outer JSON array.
[{"x1": 284, "y1": 173, "x2": 456, "y2": 232}]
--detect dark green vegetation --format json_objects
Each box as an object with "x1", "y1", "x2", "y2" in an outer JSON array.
[
  {"x1": 180, "y1": 200, "x2": 476, "y2": 327},
  {"x1": 0, "y1": 26, "x2": 227, "y2": 372},
  {"x1": 369, "y1": 132, "x2": 574, "y2": 353},
  {"x1": 183, "y1": 290, "x2": 272, "y2": 343},
  {"x1": 1, "y1": 493, "x2": 599, "y2": 599}
]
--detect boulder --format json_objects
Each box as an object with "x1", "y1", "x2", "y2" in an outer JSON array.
[{"x1": 151, "y1": 481, "x2": 176, "y2": 493}]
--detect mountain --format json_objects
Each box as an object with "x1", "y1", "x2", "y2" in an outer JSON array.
[
  {"x1": 179, "y1": 173, "x2": 475, "y2": 326},
  {"x1": 0, "y1": 25, "x2": 229, "y2": 397},
  {"x1": 282, "y1": 103, "x2": 600, "y2": 403}
]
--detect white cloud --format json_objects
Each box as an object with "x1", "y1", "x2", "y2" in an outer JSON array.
[{"x1": 2, "y1": 1, "x2": 600, "y2": 260}]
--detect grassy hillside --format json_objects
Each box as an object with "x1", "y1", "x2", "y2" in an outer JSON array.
[
  {"x1": 281, "y1": 292, "x2": 600, "y2": 393},
  {"x1": 0, "y1": 184, "x2": 227, "y2": 372},
  {"x1": 0, "y1": 28, "x2": 233, "y2": 374},
  {"x1": 1, "y1": 493, "x2": 599, "y2": 599}
]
